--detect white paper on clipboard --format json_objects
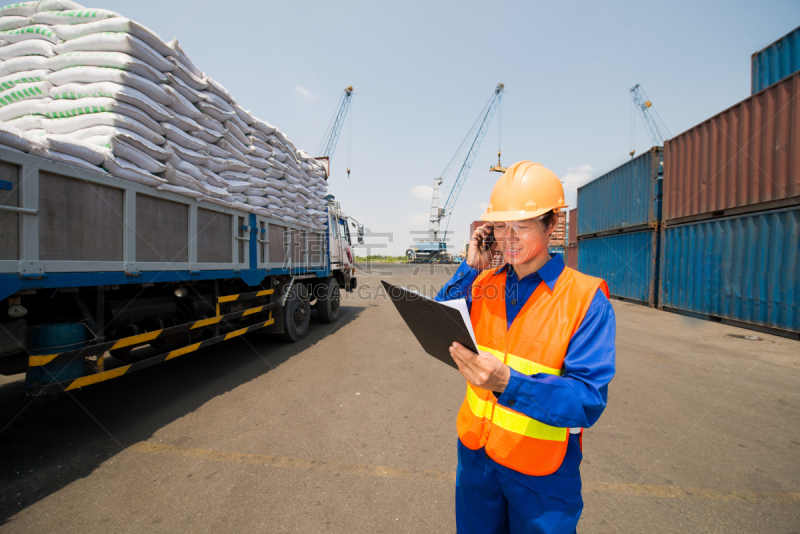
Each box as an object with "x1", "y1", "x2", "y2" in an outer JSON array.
[{"x1": 439, "y1": 298, "x2": 477, "y2": 348}]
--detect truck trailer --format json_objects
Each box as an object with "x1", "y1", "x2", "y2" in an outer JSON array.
[{"x1": 0, "y1": 146, "x2": 363, "y2": 396}]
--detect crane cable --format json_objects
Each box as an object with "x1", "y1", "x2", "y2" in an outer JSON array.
[
  {"x1": 630, "y1": 96, "x2": 636, "y2": 157},
  {"x1": 439, "y1": 93, "x2": 494, "y2": 181},
  {"x1": 347, "y1": 96, "x2": 353, "y2": 178}
]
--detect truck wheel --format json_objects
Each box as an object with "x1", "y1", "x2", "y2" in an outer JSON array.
[
  {"x1": 281, "y1": 283, "x2": 310, "y2": 342},
  {"x1": 315, "y1": 278, "x2": 340, "y2": 324}
]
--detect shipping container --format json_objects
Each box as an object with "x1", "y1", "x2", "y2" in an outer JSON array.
[
  {"x1": 577, "y1": 230, "x2": 659, "y2": 306},
  {"x1": 577, "y1": 146, "x2": 662, "y2": 237},
  {"x1": 548, "y1": 211, "x2": 567, "y2": 248},
  {"x1": 469, "y1": 220, "x2": 486, "y2": 237},
  {"x1": 751, "y1": 25, "x2": 800, "y2": 94},
  {"x1": 664, "y1": 71, "x2": 800, "y2": 225},
  {"x1": 659, "y1": 207, "x2": 800, "y2": 337},
  {"x1": 568, "y1": 208, "x2": 578, "y2": 245},
  {"x1": 566, "y1": 243, "x2": 578, "y2": 270}
]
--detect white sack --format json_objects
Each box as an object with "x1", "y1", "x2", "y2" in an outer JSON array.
[
  {"x1": 40, "y1": 97, "x2": 164, "y2": 134},
  {"x1": 161, "y1": 122, "x2": 208, "y2": 152},
  {"x1": 0, "y1": 25, "x2": 61, "y2": 44},
  {"x1": 225, "y1": 119, "x2": 249, "y2": 146},
  {"x1": 161, "y1": 84, "x2": 201, "y2": 118},
  {"x1": 47, "y1": 51, "x2": 166, "y2": 83},
  {"x1": 157, "y1": 183, "x2": 204, "y2": 199},
  {"x1": 41, "y1": 112, "x2": 164, "y2": 145},
  {"x1": 50, "y1": 81, "x2": 172, "y2": 121},
  {"x1": 0, "y1": 55, "x2": 48, "y2": 77},
  {"x1": 54, "y1": 32, "x2": 172, "y2": 72},
  {"x1": 0, "y1": 3, "x2": 40, "y2": 17},
  {"x1": 51, "y1": 17, "x2": 174, "y2": 58},
  {"x1": 6, "y1": 114, "x2": 44, "y2": 130},
  {"x1": 198, "y1": 165, "x2": 228, "y2": 188},
  {"x1": 219, "y1": 170, "x2": 250, "y2": 182},
  {"x1": 46, "y1": 66, "x2": 172, "y2": 105},
  {"x1": 247, "y1": 167, "x2": 269, "y2": 180},
  {"x1": 103, "y1": 154, "x2": 166, "y2": 186},
  {"x1": 39, "y1": 134, "x2": 106, "y2": 165},
  {"x1": 225, "y1": 180, "x2": 249, "y2": 194},
  {"x1": 193, "y1": 127, "x2": 222, "y2": 144},
  {"x1": 215, "y1": 137, "x2": 245, "y2": 159},
  {"x1": 32, "y1": 8, "x2": 117, "y2": 25},
  {"x1": 247, "y1": 196, "x2": 269, "y2": 207},
  {"x1": 0, "y1": 39, "x2": 55, "y2": 59},
  {"x1": 232, "y1": 104, "x2": 254, "y2": 126},
  {"x1": 167, "y1": 38, "x2": 203, "y2": 78},
  {"x1": 37, "y1": 0, "x2": 85, "y2": 12},
  {"x1": 0, "y1": 81, "x2": 51, "y2": 108},
  {"x1": 165, "y1": 72, "x2": 203, "y2": 103},
  {"x1": 198, "y1": 195, "x2": 232, "y2": 208},
  {"x1": 197, "y1": 100, "x2": 233, "y2": 122},
  {"x1": 29, "y1": 146, "x2": 99, "y2": 171},
  {"x1": 0, "y1": 121, "x2": 34, "y2": 151},
  {"x1": 0, "y1": 69, "x2": 52, "y2": 91},
  {"x1": 161, "y1": 164, "x2": 204, "y2": 192},
  {"x1": 0, "y1": 16, "x2": 33, "y2": 31},
  {"x1": 166, "y1": 140, "x2": 208, "y2": 165},
  {"x1": 168, "y1": 56, "x2": 206, "y2": 90}
]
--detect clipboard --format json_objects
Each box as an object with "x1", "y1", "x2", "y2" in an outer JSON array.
[{"x1": 381, "y1": 280, "x2": 478, "y2": 370}]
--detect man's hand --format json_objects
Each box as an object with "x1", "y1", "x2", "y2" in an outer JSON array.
[
  {"x1": 449, "y1": 342, "x2": 511, "y2": 393},
  {"x1": 467, "y1": 223, "x2": 496, "y2": 271}
]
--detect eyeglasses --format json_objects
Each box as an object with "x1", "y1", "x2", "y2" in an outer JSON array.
[{"x1": 492, "y1": 218, "x2": 544, "y2": 235}]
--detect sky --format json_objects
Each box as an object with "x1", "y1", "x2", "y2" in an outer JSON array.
[{"x1": 100, "y1": 0, "x2": 800, "y2": 256}]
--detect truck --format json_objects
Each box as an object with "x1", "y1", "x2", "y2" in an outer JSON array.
[{"x1": 0, "y1": 145, "x2": 363, "y2": 396}]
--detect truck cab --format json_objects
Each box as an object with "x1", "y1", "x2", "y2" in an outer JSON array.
[{"x1": 326, "y1": 195, "x2": 363, "y2": 293}]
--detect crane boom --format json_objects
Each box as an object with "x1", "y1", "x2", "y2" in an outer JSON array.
[
  {"x1": 319, "y1": 86, "x2": 354, "y2": 160},
  {"x1": 407, "y1": 84, "x2": 504, "y2": 263},
  {"x1": 630, "y1": 83, "x2": 668, "y2": 148},
  {"x1": 440, "y1": 83, "x2": 504, "y2": 220}
]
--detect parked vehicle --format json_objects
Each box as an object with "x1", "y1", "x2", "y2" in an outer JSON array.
[{"x1": 0, "y1": 147, "x2": 364, "y2": 396}]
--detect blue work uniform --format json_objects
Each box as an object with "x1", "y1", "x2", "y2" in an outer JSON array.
[{"x1": 435, "y1": 254, "x2": 616, "y2": 533}]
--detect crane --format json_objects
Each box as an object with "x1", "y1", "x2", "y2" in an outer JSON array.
[
  {"x1": 407, "y1": 83, "x2": 505, "y2": 263},
  {"x1": 629, "y1": 83, "x2": 670, "y2": 157},
  {"x1": 317, "y1": 86, "x2": 354, "y2": 177}
]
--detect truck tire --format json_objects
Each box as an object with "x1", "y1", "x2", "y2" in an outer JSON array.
[
  {"x1": 281, "y1": 283, "x2": 310, "y2": 342},
  {"x1": 315, "y1": 278, "x2": 340, "y2": 324}
]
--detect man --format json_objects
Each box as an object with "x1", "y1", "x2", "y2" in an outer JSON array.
[{"x1": 435, "y1": 161, "x2": 616, "y2": 533}]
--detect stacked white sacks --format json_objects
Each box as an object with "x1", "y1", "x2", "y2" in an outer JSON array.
[{"x1": 0, "y1": 0, "x2": 329, "y2": 230}]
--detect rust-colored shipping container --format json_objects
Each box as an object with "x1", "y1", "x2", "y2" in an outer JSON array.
[
  {"x1": 566, "y1": 243, "x2": 578, "y2": 270},
  {"x1": 469, "y1": 220, "x2": 486, "y2": 236},
  {"x1": 664, "y1": 70, "x2": 800, "y2": 225},
  {"x1": 568, "y1": 208, "x2": 578, "y2": 244}
]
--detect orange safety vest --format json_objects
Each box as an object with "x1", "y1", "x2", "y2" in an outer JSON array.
[{"x1": 457, "y1": 265, "x2": 609, "y2": 476}]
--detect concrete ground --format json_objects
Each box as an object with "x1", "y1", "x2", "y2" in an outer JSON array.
[{"x1": 0, "y1": 263, "x2": 798, "y2": 533}]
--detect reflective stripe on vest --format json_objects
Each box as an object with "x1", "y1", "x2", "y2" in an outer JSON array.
[{"x1": 456, "y1": 265, "x2": 608, "y2": 477}]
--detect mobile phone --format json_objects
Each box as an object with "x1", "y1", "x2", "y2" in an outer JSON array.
[{"x1": 477, "y1": 228, "x2": 495, "y2": 251}]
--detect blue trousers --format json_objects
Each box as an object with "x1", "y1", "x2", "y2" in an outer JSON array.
[{"x1": 455, "y1": 441, "x2": 583, "y2": 534}]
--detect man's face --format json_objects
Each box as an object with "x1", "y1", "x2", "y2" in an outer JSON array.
[{"x1": 493, "y1": 218, "x2": 551, "y2": 266}]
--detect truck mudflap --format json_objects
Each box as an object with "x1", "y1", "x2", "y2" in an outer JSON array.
[{"x1": 26, "y1": 291, "x2": 277, "y2": 396}]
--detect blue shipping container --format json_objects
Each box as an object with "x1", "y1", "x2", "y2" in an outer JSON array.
[
  {"x1": 751, "y1": 25, "x2": 800, "y2": 94},
  {"x1": 577, "y1": 146, "x2": 662, "y2": 237},
  {"x1": 659, "y1": 207, "x2": 800, "y2": 334},
  {"x1": 577, "y1": 230, "x2": 659, "y2": 306}
]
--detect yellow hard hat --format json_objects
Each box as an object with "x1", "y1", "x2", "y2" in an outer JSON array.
[{"x1": 481, "y1": 161, "x2": 567, "y2": 222}]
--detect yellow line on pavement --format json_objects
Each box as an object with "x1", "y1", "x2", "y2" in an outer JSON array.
[{"x1": 128, "y1": 442, "x2": 800, "y2": 504}]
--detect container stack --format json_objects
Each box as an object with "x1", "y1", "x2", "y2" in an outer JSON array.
[
  {"x1": 750, "y1": 25, "x2": 799, "y2": 95},
  {"x1": 576, "y1": 146, "x2": 663, "y2": 307},
  {"x1": 547, "y1": 211, "x2": 566, "y2": 256},
  {"x1": 566, "y1": 208, "x2": 577, "y2": 270},
  {"x1": 659, "y1": 69, "x2": 800, "y2": 337},
  {"x1": 0, "y1": 1, "x2": 329, "y2": 231}
]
